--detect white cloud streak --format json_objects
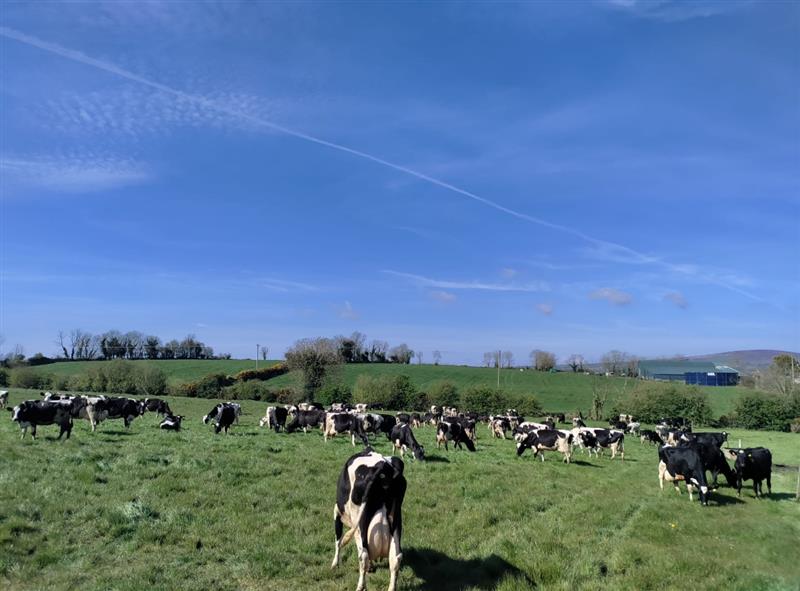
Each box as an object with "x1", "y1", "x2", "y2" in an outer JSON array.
[
  {"x1": 431, "y1": 290, "x2": 457, "y2": 303},
  {"x1": 664, "y1": 291, "x2": 688, "y2": 309},
  {"x1": 1, "y1": 154, "x2": 151, "y2": 192},
  {"x1": 385, "y1": 270, "x2": 548, "y2": 293},
  {"x1": 589, "y1": 287, "x2": 633, "y2": 306},
  {"x1": 0, "y1": 25, "x2": 763, "y2": 302},
  {"x1": 338, "y1": 300, "x2": 360, "y2": 320},
  {"x1": 536, "y1": 303, "x2": 554, "y2": 316}
]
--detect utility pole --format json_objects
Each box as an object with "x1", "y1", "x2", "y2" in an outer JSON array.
[
  {"x1": 256, "y1": 344, "x2": 259, "y2": 370},
  {"x1": 497, "y1": 349, "x2": 501, "y2": 388}
]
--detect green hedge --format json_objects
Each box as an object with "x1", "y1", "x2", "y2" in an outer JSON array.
[{"x1": 609, "y1": 383, "x2": 712, "y2": 426}]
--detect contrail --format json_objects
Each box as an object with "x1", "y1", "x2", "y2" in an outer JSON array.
[{"x1": 0, "y1": 25, "x2": 763, "y2": 302}]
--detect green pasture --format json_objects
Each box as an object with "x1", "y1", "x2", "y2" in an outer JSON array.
[
  {"x1": 26, "y1": 360, "x2": 751, "y2": 416},
  {"x1": 1, "y1": 391, "x2": 798, "y2": 591}
]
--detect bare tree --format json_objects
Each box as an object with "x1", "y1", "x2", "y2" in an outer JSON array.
[
  {"x1": 415, "y1": 351, "x2": 423, "y2": 365},
  {"x1": 261, "y1": 346, "x2": 269, "y2": 361},
  {"x1": 566, "y1": 354, "x2": 584, "y2": 373},
  {"x1": 601, "y1": 350, "x2": 628, "y2": 375},
  {"x1": 433, "y1": 350, "x2": 442, "y2": 365},
  {"x1": 56, "y1": 331, "x2": 70, "y2": 359},
  {"x1": 531, "y1": 350, "x2": 556, "y2": 371},
  {"x1": 369, "y1": 340, "x2": 388, "y2": 363},
  {"x1": 501, "y1": 350, "x2": 514, "y2": 368},
  {"x1": 483, "y1": 352, "x2": 494, "y2": 367},
  {"x1": 389, "y1": 344, "x2": 414, "y2": 364}
]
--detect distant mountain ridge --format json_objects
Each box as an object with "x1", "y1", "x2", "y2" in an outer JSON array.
[{"x1": 686, "y1": 350, "x2": 799, "y2": 373}]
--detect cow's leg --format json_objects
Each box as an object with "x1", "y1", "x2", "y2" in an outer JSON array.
[
  {"x1": 736, "y1": 477, "x2": 742, "y2": 497},
  {"x1": 753, "y1": 480, "x2": 759, "y2": 498},
  {"x1": 331, "y1": 506, "x2": 344, "y2": 569},
  {"x1": 766, "y1": 474, "x2": 772, "y2": 495},
  {"x1": 31, "y1": 425, "x2": 37, "y2": 440},
  {"x1": 355, "y1": 529, "x2": 370, "y2": 591},
  {"x1": 387, "y1": 530, "x2": 402, "y2": 591}
]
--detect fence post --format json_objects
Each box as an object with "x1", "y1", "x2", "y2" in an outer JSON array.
[{"x1": 796, "y1": 465, "x2": 799, "y2": 502}]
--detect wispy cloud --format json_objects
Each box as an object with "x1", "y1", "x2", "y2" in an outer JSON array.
[
  {"x1": 1, "y1": 154, "x2": 151, "y2": 193},
  {"x1": 431, "y1": 290, "x2": 457, "y2": 303},
  {"x1": 500, "y1": 267, "x2": 518, "y2": 279},
  {"x1": 257, "y1": 278, "x2": 318, "y2": 293},
  {"x1": 603, "y1": 0, "x2": 750, "y2": 22},
  {"x1": 338, "y1": 301, "x2": 360, "y2": 320},
  {"x1": 0, "y1": 25, "x2": 763, "y2": 304},
  {"x1": 536, "y1": 303, "x2": 554, "y2": 316},
  {"x1": 384, "y1": 270, "x2": 549, "y2": 293},
  {"x1": 664, "y1": 291, "x2": 688, "y2": 309},
  {"x1": 589, "y1": 287, "x2": 633, "y2": 306}
]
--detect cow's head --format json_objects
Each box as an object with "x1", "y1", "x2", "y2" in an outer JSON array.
[
  {"x1": 732, "y1": 449, "x2": 752, "y2": 472},
  {"x1": 413, "y1": 444, "x2": 425, "y2": 462},
  {"x1": 516, "y1": 433, "x2": 535, "y2": 456},
  {"x1": 9, "y1": 405, "x2": 22, "y2": 422}
]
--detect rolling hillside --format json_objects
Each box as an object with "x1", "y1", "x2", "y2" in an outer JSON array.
[{"x1": 26, "y1": 359, "x2": 751, "y2": 416}]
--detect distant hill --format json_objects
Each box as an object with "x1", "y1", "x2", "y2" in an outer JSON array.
[{"x1": 687, "y1": 350, "x2": 799, "y2": 373}]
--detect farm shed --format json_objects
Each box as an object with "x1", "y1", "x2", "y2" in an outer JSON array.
[{"x1": 638, "y1": 360, "x2": 739, "y2": 386}]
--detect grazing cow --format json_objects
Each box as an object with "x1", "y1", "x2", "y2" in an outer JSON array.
[
  {"x1": 572, "y1": 416, "x2": 586, "y2": 428},
  {"x1": 259, "y1": 406, "x2": 289, "y2": 432},
  {"x1": 354, "y1": 403, "x2": 369, "y2": 413},
  {"x1": 677, "y1": 440, "x2": 736, "y2": 488},
  {"x1": 390, "y1": 423, "x2": 425, "y2": 461},
  {"x1": 725, "y1": 447, "x2": 772, "y2": 498},
  {"x1": 578, "y1": 429, "x2": 624, "y2": 460},
  {"x1": 516, "y1": 429, "x2": 573, "y2": 463},
  {"x1": 142, "y1": 398, "x2": 172, "y2": 417},
  {"x1": 330, "y1": 403, "x2": 353, "y2": 413},
  {"x1": 203, "y1": 403, "x2": 238, "y2": 434},
  {"x1": 325, "y1": 413, "x2": 369, "y2": 447},
  {"x1": 90, "y1": 397, "x2": 145, "y2": 429},
  {"x1": 332, "y1": 450, "x2": 406, "y2": 591},
  {"x1": 640, "y1": 430, "x2": 664, "y2": 446},
  {"x1": 8, "y1": 400, "x2": 73, "y2": 440},
  {"x1": 159, "y1": 414, "x2": 183, "y2": 431},
  {"x1": 286, "y1": 409, "x2": 327, "y2": 433},
  {"x1": 409, "y1": 413, "x2": 422, "y2": 428},
  {"x1": 658, "y1": 445, "x2": 709, "y2": 505},
  {"x1": 396, "y1": 413, "x2": 411, "y2": 424},
  {"x1": 0, "y1": 390, "x2": 9, "y2": 409},
  {"x1": 625, "y1": 421, "x2": 641, "y2": 436},
  {"x1": 436, "y1": 420, "x2": 476, "y2": 452},
  {"x1": 376, "y1": 414, "x2": 397, "y2": 440},
  {"x1": 680, "y1": 431, "x2": 728, "y2": 448},
  {"x1": 513, "y1": 422, "x2": 551, "y2": 442},
  {"x1": 489, "y1": 417, "x2": 511, "y2": 439}
]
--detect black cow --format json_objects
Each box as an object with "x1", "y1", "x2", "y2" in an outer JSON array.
[
  {"x1": 91, "y1": 397, "x2": 145, "y2": 429},
  {"x1": 259, "y1": 406, "x2": 289, "y2": 432},
  {"x1": 640, "y1": 430, "x2": 664, "y2": 446},
  {"x1": 390, "y1": 423, "x2": 424, "y2": 461},
  {"x1": 325, "y1": 413, "x2": 369, "y2": 447},
  {"x1": 143, "y1": 398, "x2": 172, "y2": 417},
  {"x1": 203, "y1": 403, "x2": 238, "y2": 434},
  {"x1": 725, "y1": 447, "x2": 772, "y2": 498},
  {"x1": 332, "y1": 450, "x2": 406, "y2": 591},
  {"x1": 680, "y1": 431, "x2": 728, "y2": 448},
  {"x1": 436, "y1": 420, "x2": 476, "y2": 451},
  {"x1": 286, "y1": 409, "x2": 326, "y2": 433},
  {"x1": 377, "y1": 414, "x2": 397, "y2": 439},
  {"x1": 516, "y1": 429, "x2": 573, "y2": 463},
  {"x1": 397, "y1": 412, "x2": 411, "y2": 424},
  {"x1": 159, "y1": 414, "x2": 183, "y2": 431},
  {"x1": 8, "y1": 400, "x2": 73, "y2": 440},
  {"x1": 658, "y1": 445, "x2": 710, "y2": 505}
]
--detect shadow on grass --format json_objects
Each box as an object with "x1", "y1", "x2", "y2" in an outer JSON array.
[
  {"x1": 405, "y1": 547, "x2": 535, "y2": 590},
  {"x1": 571, "y1": 460, "x2": 602, "y2": 468},
  {"x1": 710, "y1": 493, "x2": 746, "y2": 506},
  {"x1": 422, "y1": 455, "x2": 450, "y2": 463},
  {"x1": 99, "y1": 430, "x2": 134, "y2": 436}
]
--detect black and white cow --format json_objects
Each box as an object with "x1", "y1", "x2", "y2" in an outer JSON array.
[
  {"x1": 577, "y1": 429, "x2": 625, "y2": 460},
  {"x1": 679, "y1": 431, "x2": 728, "y2": 448},
  {"x1": 332, "y1": 450, "x2": 406, "y2": 591},
  {"x1": 325, "y1": 413, "x2": 370, "y2": 447},
  {"x1": 658, "y1": 445, "x2": 710, "y2": 505},
  {"x1": 516, "y1": 429, "x2": 573, "y2": 463},
  {"x1": 286, "y1": 409, "x2": 326, "y2": 433},
  {"x1": 90, "y1": 397, "x2": 145, "y2": 429},
  {"x1": 377, "y1": 414, "x2": 397, "y2": 440},
  {"x1": 259, "y1": 406, "x2": 289, "y2": 432},
  {"x1": 203, "y1": 403, "x2": 238, "y2": 434},
  {"x1": 640, "y1": 430, "x2": 664, "y2": 446},
  {"x1": 8, "y1": 400, "x2": 73, "y2": 440},
  {"x1": 390, "y1": 423, "x2": 424, "y2": 461},
  {"x1": 0, "y1": 390, "x2": 9, "y2": 409},
  {"x1": 159, "y1": 414, "x2": 183, "y2": 431},
  {"x1": 725, "y1": 447, "x2": 772, "y2": 498},
  {"x1": 489, "y1": 417, "x2": 511, "y2": 439},
  {"x1": 435, "y1": 420, "x2": 476, "y2": 452},
  {"x1": 142, "y1": 398, "x2": 172, "y2": 417}
]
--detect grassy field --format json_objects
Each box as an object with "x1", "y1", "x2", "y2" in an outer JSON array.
[
  {"x1": 27, "y1": 360, "x2": 751, "y2": 416},
  {"x1": 1, "y1": 390, "x2": 798, "y2": 591}
]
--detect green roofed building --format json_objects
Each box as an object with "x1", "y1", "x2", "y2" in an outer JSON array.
[{"x1": 638, "y1": 360, "x2": 739, "y2": 386}]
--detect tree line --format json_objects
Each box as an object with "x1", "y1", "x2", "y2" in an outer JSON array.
[{"x1": 53, "y1": 330, "x2": 226, "y2": 361}]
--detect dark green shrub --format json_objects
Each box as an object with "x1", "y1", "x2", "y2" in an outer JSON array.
[
  {"x1": 103, "y1": 359, "x2": 137, "y2": 394},
  {"x1": 427, "y1": 380, "x2": 459, "y2": 408},
  {"x1": 460, "y1": 386, "x2": 503, "y2": 415},
  {"x1": 353, "y1": 374, "x2": 417, "y2": 409},
  {"x1": 610, "y1": 383, "x2": 712, "y2": 425},
  {"x1": 10, "y1": 368, "x2": 47, "y2": 390},
  {"x1": 48, "y1": 374, "x2": 70, "y2": 391},
  {"x1": 135, "y1": 366, "x2": 168, "y2": 397},
  {"x1": 316, "y1": 383, "x2": 352, "y2": 407},
  {"x1": 223, "y1": 381, "x2": 275, "y2": 401},
  {"x1": 274, "y1": 387, "x2": 302, "y2": 405},
  {"x1": 193, "y1": 373, "x2": 234, "y2": 399},
  {"x1": 0, "y1": 368, "x2": 9, "y2": 386},
  {"x1": 233, "y1": 363, "x2": 289, "y2": 382},
  {"x1": 87, "y1": 366, "x2": 108, "y2": 393},
  {"x1": 503, "y1": 393, "x2": 543, "y2": 417},
  {"x1": 68, "y1": 373, "x2": 91, "y2": 392},
  {"x1": 733, "y1": 393, "x2": 791, "y2": 431}
]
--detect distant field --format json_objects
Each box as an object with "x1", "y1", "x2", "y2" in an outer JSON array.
[
  {"x1": 28, "y1": 360, "x2": 751, "y2": 417},
  {"x1": 1, "y1": 390, "x2": 798, "y2": 591}
]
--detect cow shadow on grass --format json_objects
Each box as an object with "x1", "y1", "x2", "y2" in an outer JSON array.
[
  {"x1": 709, "y1": 492, "x2": 746, "y2": 506},
  {"x1": 405, "y1": 547, "x2": 536, "y2": 590},
  {"x1": 421, "y1": 455, "x2": 450, "y2": 464},
  {"x1": 571, "y1": 460, "x2": 602, "y2": 468},
  {"x1": 767, "y1": 493, "x2": 797, "y2": 501}
]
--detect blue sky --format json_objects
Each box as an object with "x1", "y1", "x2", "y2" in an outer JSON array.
[{"x1": 1, "y1": 1, "x2": 798, "y2": 364}]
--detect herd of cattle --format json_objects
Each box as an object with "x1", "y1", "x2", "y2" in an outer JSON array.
[{"x1": 2, "y1": 390, "x2": 777, "y2": 591}]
